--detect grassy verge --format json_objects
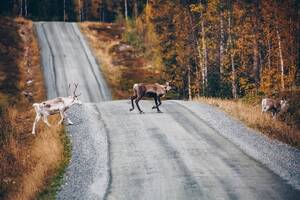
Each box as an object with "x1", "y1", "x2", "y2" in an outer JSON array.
[
  {"x1": 37, "y1": 128, "x2": 71, "y2": 200},
  {"x1": 80, "y1": 22, "x2": 161, "y2": 99},
  {"x1": 0, "y1": 17, "x2": 67, "y2": 199},
  {"x1": 196, "y1": 96, "x2": 300, "y2": 148}
]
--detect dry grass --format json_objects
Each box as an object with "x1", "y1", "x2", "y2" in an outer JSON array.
[
  {"x1": 2, "y1": 114, "x2": 63, "y2": 200},
  {"x1": 80, "y1": 22, "x2": 160, "y2": 99},
  {"x1": 196, "y1": 97, "x2": 300, "y2": 148},
  {"x1": 0, "y1": 17, "x2": 65, "y2": 199}
]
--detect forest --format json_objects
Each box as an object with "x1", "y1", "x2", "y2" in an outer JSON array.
[{"x1": 1, "y1": 0, "x2": 300, "y2": 99}]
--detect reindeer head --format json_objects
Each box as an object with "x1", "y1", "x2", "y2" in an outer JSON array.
[
  {"x1": 280, "y1": 96, "x2": 289, "y2": 111},
  {"x1": 164, "y1": 75, "x2": 177, "y2": 92},
  {"x1": 164, "y1": 81, "x2": 172, "y2": 92}
]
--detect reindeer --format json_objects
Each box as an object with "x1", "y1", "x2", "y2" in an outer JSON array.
[
  {"x1": 129, "y1": 82, "x2": 172, "y2": 113},
  {"x1": 261, "y1": 97, "x2": 288, "y2": 118},
  {"x1": 32, "y1": 83, "x2": 82, "y2": 134}
]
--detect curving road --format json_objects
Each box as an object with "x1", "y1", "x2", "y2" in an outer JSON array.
[{"x1": 35, "y1": 22, "x2": 300, "y2": 200}]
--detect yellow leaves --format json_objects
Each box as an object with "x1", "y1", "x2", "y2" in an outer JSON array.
[{"x1": 190, "y1": 4, "x2": 204, "y2": 13}]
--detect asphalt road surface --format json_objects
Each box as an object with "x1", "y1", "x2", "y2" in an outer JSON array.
[
  {"x1": 35, "y1": 22, "x2": 300, "y2": 200},
  {"x1": 35, "y1": 22, "x2": 111, "y2": 101}
]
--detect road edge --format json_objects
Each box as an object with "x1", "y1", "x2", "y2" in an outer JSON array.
[{"x1": 173, "y1": 100, "x2": 300, "y2": 191}]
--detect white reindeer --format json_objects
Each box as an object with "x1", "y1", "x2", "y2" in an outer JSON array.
[
  {"x1": 261, "y1": 97, "x2": 288, "y2": 118},
  {"x1": 32, "y1": 83, "x2": 82, "y2": 134}
]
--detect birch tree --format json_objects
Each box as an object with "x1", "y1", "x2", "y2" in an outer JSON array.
[
  {"x1": 124, "y1": 0, "x2": 128, "y2": 21},
  {"x1": 276, "y1": 26, "x2": 285, "y2": 90},
  {"x1": 19, "y1": 0, "x2": 23, "y2": 16},
  {"x1": 228, "y1": 1, "x2": 237, "y2": 98}
]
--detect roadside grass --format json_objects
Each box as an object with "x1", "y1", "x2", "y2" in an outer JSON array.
[
  {"x1": 80, "y1": 22, "x2": 160, "y2": 99},
  {"x1": 196, "y1": 96, "x2": 300, "y2": 148},
  {"x1": 0, "y1": 17, "x2": 67, "y2": 199},
  {"x1": 36, "y1": 128, "x2": 71, "y2": 200}
]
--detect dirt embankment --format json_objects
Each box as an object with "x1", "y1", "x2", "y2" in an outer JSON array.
[
  {"x1": 0, "y1": 17, "x2": 66, "y2": 200},
  {"x1": 80, "y1": 22, "x2": 161, "y2": 99}
]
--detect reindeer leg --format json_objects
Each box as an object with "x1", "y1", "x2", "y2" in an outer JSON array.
[
  {"x1": 154, "y1": 96, "x2": 162, "y2": 113},
  {"x1": 135, "y1": 96, "x2": 144, "y2": 114},
  {"x1": 58, "y1": 111, "x2": 65, "y2": 125},
  {"x1": 157, "y1": 96, "x2": 162, "y2": 107},
  {"x1": 43, "y1": 115, "x2": 52, "y2": 127},
  {"x1": 152, "y1": 95, "x2": 162, "y2": 108},
  {"x1": 152, "y1": 96, "x2": 157, "y2": 109},
  {"x1": 152, "y1": 96, "x2": 161, "y2": 113},
  {"x1": 32, "y1": 114, "x2": 41, "y2": 134},
  {"x1": 273, "y1": 110, "x2": 279, "y2": 119},
  {"x1": 64, "y1": 112, "x2": 73, "y2": 125},
  {"x1": 271, "y1": 109, "x2": 277, "y2": 119},
  {"x1": 130, "y1": 95, "x2": 137, "y2": 111}
]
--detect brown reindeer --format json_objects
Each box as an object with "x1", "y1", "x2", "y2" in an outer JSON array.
[
  {"x1": 129, "y1": 82, "x2": 172, "y2": 113},
  {"x1": 261, "y1": 97, "x2": 289, "y2": 118}
]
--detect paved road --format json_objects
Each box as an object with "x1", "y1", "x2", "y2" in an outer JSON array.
[
  {"x1": 97, "y1": 100, "x2": 300, "y2": 200},
  {"x1": 35, "y1": 22, "x2": 300, "y2": 200},
  {"x1": 35, "y1": 22, "x2": 111, "y2": 101}
]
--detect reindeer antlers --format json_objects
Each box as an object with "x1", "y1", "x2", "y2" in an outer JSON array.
[{"x1": 72, "y1": 83, "x2": 81, "y2": 97}]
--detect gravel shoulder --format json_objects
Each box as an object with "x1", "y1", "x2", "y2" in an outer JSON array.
[
  {"x1": 176, "y1": 100, "x2": 300, "y2": 191},
  {"x1": 57, "y1": 104, "x2": 110, "y2": 200}
]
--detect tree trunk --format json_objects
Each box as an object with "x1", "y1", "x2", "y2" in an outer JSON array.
[
  {"x1": 198, "y1": 44, "x2": 205, "y2": 96},
  {"x1": 133, "y1": 0, "x2": 138, "y2": 19},
  {"x1": 219, "y1": 9, "x2": 225, "y2": 77},
  {"x1": 78, "y1": 0, "x2": 81, "y2": 22},
  {"x1": 253, "y1": 0, "x2": 262, "y2": 91},
  {"x1": 83, "y1": 0, "x2": 88, "y2": 21},
  {"x1": 231, "y1": 52, "x2": 237, "y2": 99},
  {"x1": 24, "y1": 0, "x2": 27, "y2": 17},
  {"x1": 276, "y1": 27, "x2": 285, "y2": 90},
  {"x1": 19, "y1": 0, "x2": 23, "y2": 16},
  {"x1": 228, "y1": 7, "x2": 237, "y2": 99},
  {"x1": 259, "y1": 51, "x2": 263, "y2": 83},
  {"x1": 188, "y1": 66, "x2": 192, "y2": 100},
  {"x1": 253, "y1": 38, "x2": 260, "y2": 91},
  {"x1": 100, "y1": 1, "x2": 106, "y2": 22},
  {"x1": 64, "y1": 0, "x2": 66, "y2": 21},
  {"x1": 267, "y1": 37, "x2": 272, "y2": 70},
  {"x1": 201, "y1": 20, "x2": 208, "y2": 95},
  {"x1": 187, "y1": 9, "x2": 200, "y2": 96},
  {"x1": 124, "y1": 0, "x2": 128, "y2": 21},
  {"x1": 294, "y1": 2, "x2": 300, "y2": 86}
]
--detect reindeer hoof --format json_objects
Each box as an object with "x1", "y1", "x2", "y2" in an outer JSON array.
[
  {"x1": 157, "y1": 110, "x2": 163, "y2": 113},
  {"x1": 152, "y1": 106, "x2": 156, "y2": 109},
  {"x1": 139, "y1": 111, "x2": 144, "y2": 114},
  {"x1": 129, "y1": 108, "x2": 134, "y2": 111}
]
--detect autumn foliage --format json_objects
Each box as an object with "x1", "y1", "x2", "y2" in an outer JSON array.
[{"x1": 134, "y1": 0, "x2": 300, "y2": 100}]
